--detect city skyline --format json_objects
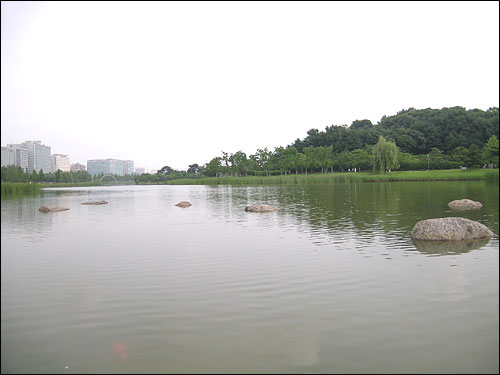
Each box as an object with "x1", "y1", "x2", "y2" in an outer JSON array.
[
  {"x1": 1, "y1": 139, "x2": 146, "y2": 174},
  {"x1": 1, "y1": 1, "x2": 499, "y2": 171}
]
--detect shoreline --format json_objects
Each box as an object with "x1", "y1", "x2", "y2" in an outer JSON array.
[
  {"x1": 2, "y1": 169, "x2": 498, "y2": 198},
  {"x1": 144, "y1": 168, "x2": 499, "y2": 186}
]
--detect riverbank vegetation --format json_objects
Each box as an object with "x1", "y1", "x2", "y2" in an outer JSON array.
[
  {"x1": 149, "y1": 169, "x2": 499, "y2": 186},
  {"x1": 1, "y1": 182, "x2": 42, "y2": 196}
]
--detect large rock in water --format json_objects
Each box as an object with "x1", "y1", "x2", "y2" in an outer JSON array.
[
  {"x1": 39, "y1": 206, "x2": 70, "y2": 213},
  {"x1": 245, "y1": 204, "x2": 279, "y2": 213},
  {"x1": 175, "y1": 201, "x2": 192, "y2": 208},
  {"x1": 447, "y1": 199, "x2": 483, "y2": 210},
  {"x1": 410, "y1": 217, "x2": 494, "y2": 241}
]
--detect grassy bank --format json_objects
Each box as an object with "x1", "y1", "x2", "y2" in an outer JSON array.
[
  {"x1": 1, "y1": 181, "x2": 105, "y2": 198},
  {"x1": 42, "y1": 181, "x2": 103, "y2": 188},
  {"x1": 156, "y1": 168, "x2": 499, "y2": 186},
  {"x1": 1, "y1": 182, "x2": 42, "y2": 197}
]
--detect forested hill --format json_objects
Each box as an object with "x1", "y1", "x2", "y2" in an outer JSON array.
[{"x1": 292, "y1": 106, "x2": 499, "y2": 155}]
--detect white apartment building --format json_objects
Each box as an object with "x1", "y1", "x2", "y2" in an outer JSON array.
[
  {"x1": 1, "y1": 144, "x2": 29, "y2": 171},
  {"x1": 52, "y1": 154, "x2": 70, "y2": 172},
  {"x1": 87, "y1": 159, "x2": 134, "y2": 176},
  {"x1": 22, "y1": 140, "x2": 52, "y2": 173}
]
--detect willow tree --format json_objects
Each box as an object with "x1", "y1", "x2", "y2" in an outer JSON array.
[{"x1": 372, "y1": 136, "x2": 399, "y2": 174}]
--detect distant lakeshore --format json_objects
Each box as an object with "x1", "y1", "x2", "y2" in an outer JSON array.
[
  {"x1": 141, "y1": 168, "x2": 499, "y2": 185},
  {"x1": 2, "y1": 169, "x2": 498, "y2": 197}
]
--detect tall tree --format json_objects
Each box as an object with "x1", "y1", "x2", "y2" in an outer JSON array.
[
  {"x1": 465, "y1": 144, "x2": 482, "y2": 168},
  {"x1": 483, "y1": 135, "x2": 499, "y2": 167},
  {"x1": 158, "y1": 166, "x2": 174, "y2": 175},
  {"x1": 187, "y1": 164, "x2": 200, "y2": 175},
  {"x1": 206, "y1": 157, "x2": 222, "y2": 177},
  {"x1": 372, "y1": 136, "x2": 399, "y2": 174}
]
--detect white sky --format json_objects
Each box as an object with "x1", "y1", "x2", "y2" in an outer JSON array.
[{"x1": 1, "y1": 1, "x2": 499, "y2": 171}]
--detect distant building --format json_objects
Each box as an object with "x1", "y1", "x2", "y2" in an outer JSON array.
[
  {"x1": 87, "y1": 159, "x2": 134, "y2": 176},
  {"x1": 22, "y1": 140, "x2": 52, "y2": 173},
  {"x1": 70, "y1": 163, "x2": 87, "y2": 172},
  {"x1": 1, "y1": 147, "x2": 15, "y2": 167},
  {"x1": 11, "y1": 145, "x2": 29, "y2": 171},
  {"x1": 87, "y1": 159, "x2": 109, "y2": 176},
  {"x1": 1, "y1": 144, "x2": 29, "y2": 171},
  {"x1": 124, "y1": 160, "x2": 134, "y2": 175},
  {"x1": 52, "y1": 154, "x2": 70, "y2": 172}
]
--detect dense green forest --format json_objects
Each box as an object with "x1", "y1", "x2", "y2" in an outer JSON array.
[
  {"x1": 138, "y1": 106, "x2": 499, "y2": 183},
  {"x1": 2, "y1": 106, "x2": 498, "y2": 185},
  {"x1": 293, "y1": 106, "x2": 498, "y2": 154}
]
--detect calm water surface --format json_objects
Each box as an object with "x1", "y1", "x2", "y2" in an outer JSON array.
[{"x1": 1, "y1": 181, "x2": 499, "y2": 374}]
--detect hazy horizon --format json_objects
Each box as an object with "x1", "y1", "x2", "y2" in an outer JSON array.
[{"x1": 2, "y1": 1, "x2": 499, "y2": 171}]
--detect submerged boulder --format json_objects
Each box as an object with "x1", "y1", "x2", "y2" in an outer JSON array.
[
  {"x1": 81, "y1": 201, "x2": 108, "y2": 205},
  {"x1": 39, "y1": 206, "x2": 70, "y2": 213},
  {"x1": 245, "y1": 204, "x2": 279, "y2": 213},
  {"x1": 410, "y1": 217, "x2": 494, "y2": 241},
  {"x1": 175, "y1": 201, "x2": 192, "y2": 208},
  {"x1": 447, "y1": 199, "x2": 483, "y2": 210}
]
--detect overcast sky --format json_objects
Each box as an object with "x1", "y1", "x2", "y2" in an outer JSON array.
[{"x1": 1, "y1": 1, "x2": 499, "y2": 171}]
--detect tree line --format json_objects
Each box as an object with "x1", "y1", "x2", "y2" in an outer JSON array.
[
  {"x1": 0, "y1": 167, "x2": 140, "y2": 184},
  {"x1": 142, "y1": 106, "x2": 498, "y2": 182},
  {"x1": 3, "y1": 106, "x2": 497, "y2": 184},
  {"x1": 1, "y1": 167, "x2": 93, "y2": 183}
]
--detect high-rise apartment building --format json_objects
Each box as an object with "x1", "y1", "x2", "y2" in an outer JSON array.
[
  {"x1": 1, "y1": 144, "x2": 29, "y2": 171},
  {"x1": 22, "y1": 141, "x2": 52, "y2": 173},
  {"x1": 1, "y1": 147, "x2": 15, "y2": 167},
  {"x1": 124, "y1": 160, "x2": 134, "y2": 175},
  {"x1": 87, "y1": 159, "x2": 109, "y2": 176},
  {"x1": 87, "y1": 159, "x2": 134, "y2": 176},
  {"x1": 52, "y1": 154, "x2": 70, "y2": 172}
]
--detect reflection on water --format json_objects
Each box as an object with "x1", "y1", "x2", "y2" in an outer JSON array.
[
  {"x1": 412, "y1": 238, "x2": 492, "y2": 256},
  {"x1": 1, "y1": 181, "x2": 499, "y2": 374}
]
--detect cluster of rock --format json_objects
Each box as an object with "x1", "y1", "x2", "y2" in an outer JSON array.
[
  {"x1": 410, "y1": 198, "x2": 495, "y2": 244},
  {"x1": 39, "y1": 200, "x2": 108, "y2": 212},
  {"x1": 40, "y1": 194, "x2": 494, "y2": 246}
]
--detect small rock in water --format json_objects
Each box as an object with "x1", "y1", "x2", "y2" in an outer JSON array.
[
  {"x1": 447, "y1": 199, "x2": 483, "y2": 210},
  {"x1": 80, "y1": 201, "x2": 108, "y2": 205},
  {"x1": 175, "y1": 201, "x2": 192, "y2": 208},
  {"x1": 38, "y1": 206, "x2": 70, "y2": 213},
  {"x1": 245, "y1": 204, "x2": 279, "y2": 213}
]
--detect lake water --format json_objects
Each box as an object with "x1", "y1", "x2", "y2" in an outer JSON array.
[{"x1": 1, "y1": 181, "x2": 499, "y2": 374}]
